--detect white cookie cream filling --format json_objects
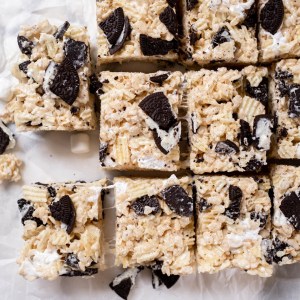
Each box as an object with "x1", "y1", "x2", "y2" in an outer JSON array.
[{"x1": 255, "y1": 117, "x2": 273, "y2": 151}]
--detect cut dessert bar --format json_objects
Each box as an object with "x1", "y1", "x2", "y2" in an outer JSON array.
[
  {"x1": 271, "y1": 165, "x2": 300, "y2": 265},
  {"x1": 195, "y1": 175, "x2": 273, "y2": 277},
  {"x1": 258, "y1": 0, "x2": 300, "y2": 62},
  {"x1": 182, "y1": 0, "x2": 258, "y2": 65},
  {"x1": 270, "y1": 59, "x2": 300, "y2": 159},
  {"x1": 3, "y1": 20, "x2": 96, "y2": 131},
  {"x1": 96, "y1": 0, "x2": 179, "y2": 64},
  {"x1": 186, "y1": 66, "x2": 273, "y2": 174},
  {"x1": 98, "y1": 71, "x2": 183, "y2": 171},
  {"x1": 17, "y1": 179, "x2": 107, "y2": 280},
  {"x1": 114, "y1": 175, "x2": 195, "y2": 275}
]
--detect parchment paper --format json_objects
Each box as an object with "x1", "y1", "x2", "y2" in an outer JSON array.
[{"x1": 0, "y1": 1, "x2": 299, "y2": 299}]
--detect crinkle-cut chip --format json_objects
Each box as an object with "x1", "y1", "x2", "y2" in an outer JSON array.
[
  {"x1": 238, "y1": 96, "x2": 265, "y2": 123},
  {"x1": 17, "y1": 35, "x2": 34, "y2": 56},
  {"x1": 49, "y1": 195, "x2": 76, "y2": 234},
  {"x1": 245, "y1": 77, "x2": 268, "y2": 107},
  {"x1": 139, "y1": 34, "x2": 178, "y2": 56},
  {"x1": 54, "y1": 21, "x2": 70, "y2": 40},
  {"x1": 186, "y1": 0, "x2": 198, "y2": 10},
  {"x1": 215, "y1": 140, "x2": 239, "y2": 155},
  {"x1": 139, "y1": 92, "x2": 177, "y2": 131},
  {"x1": 250, "y1": 211, "x2": 268, "y2": 228},
  {"x1": 279, "y1": 190, "x2": 300, "y2": 230},
  {"x1": 198, "y1": 198, "x2": 212, "y2": 212},
  {"x1": 161, "y1": 185, "x2": 193, "y2": 217},
  {"x1": 212, "y1": 26, "x2": 231, "y2": 49},
  {"x1": 239, "y1": 119, "x2": 252, "y2": 147},
  {"x1": 99, "y1": 7, "x2": 125, "y2": 45},
  {"x1": 159, "y1": 6, "x2": 178, "y2": 37},
  {"x1": 288, "y1": 84, "x2": 300, "y2": 118},
  {"x1": 224, "y1": 185, "x2": 243, "y2": 220},
  {"x1": 260, "y1": 0, "x2": 284, "y2": 35},
  {"x1": 64, "y1": 38, "x2": 88, "y2": 70},
  {"x1": 243, "y1": 3, "x2": 257, "y2": 28},
  {"x1": 115, "y1": 136, "x2": 130, "y2": 165},
  {"x1": 150, "y1": 73, "x2": 169, "y2": 86},
  {"x1": 49, "y1": 57, "x2": 80, "y2": 105},
  {"x1": 131, "y1": 195, "x2": 160, "y2": 215},
  {"x1": 18, "y1": 60, "x2": 31, "y2": 75},
  {"x1": 243, "y1": 157, "x2": 264, "y2": 172},
  {"x1": 22, "y1": 185, "x2": 48, "y2": 202}
]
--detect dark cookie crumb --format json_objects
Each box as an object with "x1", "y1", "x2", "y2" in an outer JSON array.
[
  {"x1": 61, "y1": 268, "x2": 98, "y2": 277},
  {"x1": 19, "y1": 60, "x2": 31, "y2": 75},
  {"x1": 54, "y1": 21, "x2": 70, "y2": 40},
  {"x1": 186, "y1": 0, "x2": 198, "y2": 11},
  {"x1": 242, "y1": 2, "x2": 257, "y2": 28},
  {"x1": 224, "y1": 185, "x2": 243, "y2": 220},
  {"x1": 17, "y1": 199, "x2": 43, "y2": 227},
  {"x1": 215, "y1": 140, "x2": 239, "y2": 155},
  {"x1": 64, "y1": 38, "x2": 88, "y2": 70},
  {"x1": 150, "y1": 73, "x2": 169, "y2": 86},
  {"x1": 272, "y1": 238, "x2": 290, "y2": 264},
  {"x1": 288, "y1": 84, "x2": 300, "y2": 118},
  {"x1": 250, "y1": 211, "x2": 268, "y2": 228},
  {"x1": 70, "y1": 106, "x2": 80, "y2": 115},
  {"x1": 159, "y1": 5, "x2": 178, "y2": 36},
  {"x1": 89, "y1": 74, "x2": 103, "y2": 94},
  {"x1": 239, "y1": 119, "x2": 252, "y2": 147},
  {"x1": 245, "y1": 77, "x2": 268, "y2": 107},
  {"x1": 0, "y1": 124, "x2": 10, "y2": 155},
  {"x1": 212, "y1": 26, "x2": 231, "y2": 48},
  {"x1": 131, "y1": 195, "x2": 160, "y2": 215},
  {"x1": 99, "y1": 143, "x2": 108, "y2": 166},
  {"x1": 189, "y1": 28, "x2": 199, "y2": 46},
  {"x1": 17, "y1": 35, "x2": 34, "y2": 56},
  {"x1": 198, "y1": 198, "x2": 212, "y2": 212},
  {"x1": 47, "y1": 186, "x2": 57, "y2": 198}
]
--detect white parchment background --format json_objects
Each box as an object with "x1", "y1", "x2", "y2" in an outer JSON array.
[{"x1": 0, "y1": 0, "x2": 300, "y2": 299}]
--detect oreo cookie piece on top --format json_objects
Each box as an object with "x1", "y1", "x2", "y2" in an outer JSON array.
[
  {"x1": 224, "y1": 185, "x2": 243, "y2": 220},
  {"x1": 131, "y1": 195, "x2": 160, "y2": 216},
  {"x1": 64, "y1": 38, "x2": 88, "y2": 70}
]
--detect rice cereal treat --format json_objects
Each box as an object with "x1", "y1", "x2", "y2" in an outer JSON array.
[
  {"x1": 114, "y1": 175, "x2": 195, "y2": 277},
  {"x1": 258, "y1": 0, "x2": 300, "y2": 62},
  {"x1": 186, "y1": 67, "x2": 273, "y2": 174},
  {"x1": 17, "y1": 179, "x2": 107, "y2": 280},
  {"x1": 271, "y1": 165, "x2": 300, "y2": 265},
  {"x1": 270, "y1": 59, "x2": 300, "y2": 159},
  {"x1": 181, "y1": 0, "x2": 258, "y2": 65},
  {"x1": 195, "y1": 175, "x2": 273, "y2": 277},
  {"x1": 98, "y1": 71, "x2": 183, "y2": 171},
  {"x1": 3, "y1": 20, "x2": 96, "y2": 131},
  {"x1": 96, "y1": 0, "x2": 179, "y2": 64}
]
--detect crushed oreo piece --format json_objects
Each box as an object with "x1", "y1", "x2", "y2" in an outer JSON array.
[
  {"x1": 89, "y1": 74, "x2": 103, "y2": 94},
  {"x1": 17, "y1": 35, "x2": 34, "y2": 56},
  {"x1": 189, "y1": 28, "x2": 199, "y2": 46},
  {"x1": 61, "y1": 268, "x2": 98, "y2": 277},
  {"x1": 260, "y1": 0, "x2": 284, "y2": 34},
  {"x1": 0, "y1": 125, "x2": 10, "y2": 155},
  {"x1": 250, "y1": 211, "x2": 268, "y2": 228},
  {"x1": 273, "y1": 237, "x2": 289, "y2": 264},
  {"x1": 245, "y1": 77, "x2": 268, "y2": 107},
  {"x1": 139, "y1": 92, "x2": 177, "y2": 131},
  {"x1": 64, "y1": 38, "x2": 88, "y2": 70},
  {"x1": 288, "y1": 84, "x2": 300, "y2": 118},
  {"x1": 49, "y1": 195, "x2": 76, "y2": 234},
  {"x1": 275, "y1": 70, "x2": 293, "y2": 97},
  {"x1": 54, "y1": 21, "x2": 70, "y2": 40},
  {"x1": 109, "y1": 267, "x2": 143, "y2": 300},
  {"x1": 212, "y1": 26, "x2": 231, "y2": 48},
  {"x1": 279, "y1": 190, "x2": 300, "y2": 230},
  {"x1": 99, "y1": 143, "x2": 108, "y2": 166},
  {"x1": 186, "y1": 0, "x2": 198, "y2": 10},
  {"x1": 161, "y1": 185, "x2": 193, "y2": 217},
  {"x1": 70, "y1": 106, "x2": 80, "y2": 115},
  {"x1": 47, "y1": 186, "x2": 56, "y2": 198},
  {"x1": 215, "y1": 140, "x2": 239, "y2": 155},
  {"x1": 49, "y1": 57, "x2": 80, "y2": 105},
  {"x1": 244, "y1": 157, "x2": 264, "y2": 172},
  {"x1": 17, "y1": 199, "x2": 43, "y2": 227},
  {"x1": 140, "y1": 34, "x2": 178, "y2": 56},
  {"x1": 224, "y1": 185, "x2": 243, "y2": 220},
  {"x1": 159, "y1": 6, "x2": 178, "y2": 36},
  {"x1": 18, "y1": 60, "x2": 31, "y2": 75},
  {"x1": 150, "y1": 73, "x2": 169, "y2": 86},
  {"x1": 110, "y1": 17, "x2": 131, "y2": 55},
  {"x1": 17, "y1": 198, "x2": 30, "y2": 212},
  {"x1": 239, "y1": 119, "x2": 252, "y2": 147},
  {"x1": 131, "y1": 195, "x2": 160, "y2": 215},
  {"x1": 261, "y1": 238, "x2": 273, "y2": 264},
  {"x1": 253, "y1": 115, "x2": 273, "y2": 151},
  {"x1": 167, "y1": 0, "x2": 177, "y2": 7},
  {"x1": 242, "y1": 2, "x2": 257, "y2": 28},
  {"x1": 198, "y1": 198, "x2": 212, "y2": 212},
  {"x1": 65, "y1": 253, "x2": 80, "y2": 270}
]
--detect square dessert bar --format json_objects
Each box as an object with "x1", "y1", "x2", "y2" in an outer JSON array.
[
  {"x1": 17, "y1": 179, "x2": 107, "y2": 280},
  {"x1": 182, "y1": 0, "x2": 258, "y2": 65},
  {"x1": 258, "y1": 0, "x2": 300, "y2": 62},
  {"x1": 96, "y1": 0, "x2": 179, "y2": 64},
  {"x1": 195, "y1": 175, "x2": 273, "y2": 277},
  {"x1": 114, "y1": 175, "x2": 195, "y2": 275},
  {"x1": 187, "y1": 66, "x2": 273, "y2": 174},
  {"x1": 271, "y1": 165, "x2": 300, "y2": 265},
  {"x1": 270, "y1": 59, "x2": 300, "y2": 159},
  {"x1": 98, "y1": 71, "x2": 183, "y2": 171},
  {"x1": 3, "y1": 20, "x2": 96, "y2": 131}
]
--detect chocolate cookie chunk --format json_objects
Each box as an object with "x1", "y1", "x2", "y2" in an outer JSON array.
[
  {"x1": 288, "y1": 84, "x2": 300, "y2": 118},
  {"x1": 131, "y1": 195, "x2": 160, "y2": 215},
  {"x1": 17, "y1": 35, "x2": 34, "y2": 56},
  {"x1": 18, "y1": 60, "x2": 31, "y2": 75},
  {"x1": 272, "y1": 237, "x2": 290, "y2": 264},
  {"x1": 242, "y1": 3, "x2": 257, "y2": 28},
  {"x1": 189, "y1": 28, "x2": 199, "y2": 46},
  {"x1": 215, "y1": 140, "x2": 239, "y2": 155},
  {"x1": 99, "y1": 143, "x2": 108, "y2": 166},
  {"x1": 140, "y1": 34, "x2": 178, "y2": 56},
  {"x1": 159, "y1": 6, "x2": 178, "y2": 36},
  {"x1": 224, "y1": 185, "x2": 243, "y2": 220},
  {"x1": 250, "y1": 211, "x2": 268, "y2": 228},
  {"x1": 161, "y1": 185, "x2": 193, "y2": 217},
  {"x1": 54, "y1": 21, "x2": 70, "y2": 40},
  {"x1": 275, "y1": 70, "x2": 293, "y2": 97},
  {"x1": 61, "y1": 268, "x2": 98, "y2": 277},
  {"x1": 139, "y1": 92, "x2": 177, "y2": 131},
  {"x1": 279, "y1": 190, "x2": 300, "y2": 230},
  {"x1": 244, "y1": 157, "x2": 264, "y2": 172},
  {"x1": 212, "y1": 26, "x2": 231, "y2": 48},
  {"x1": 150, "y1": 73, "x2": 169, "y2": 86},
  {"x1": 49, "y1": 57, "x2": 80, "y2": 105},
  {"x1": 0, "y1": 125, "x2": 10, "y2": 155},
  {"x1": 49, "y1": 195, "x2": 76, "y2": 234},
  {"x1": 186, "y1": 0, "x2": 198, "y2": 11},
  {"x1": 239, "y1": 119, "x2": 252, "y2": 147},
  {"x1": 198, "y1": 198, "x2": 212, "y2": 212},
  {"x1": 260, "y1": 0, "x2": 284, "y2": 35},
  {"x1": 47, "y1": 186, "x2": 56, "y2": 198},
  {"x1": 17, "y1": 199, "x2": 43, "y2": 227},
  {"x1": 245, "y1": 77, "x2": 269, "y2": 107},
  {"x1": 89, "y1": 74, "x2": 103, "y2": 95},
  {"x1": 64, "y1": 38, "x2": 88, "y2": 70}
]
